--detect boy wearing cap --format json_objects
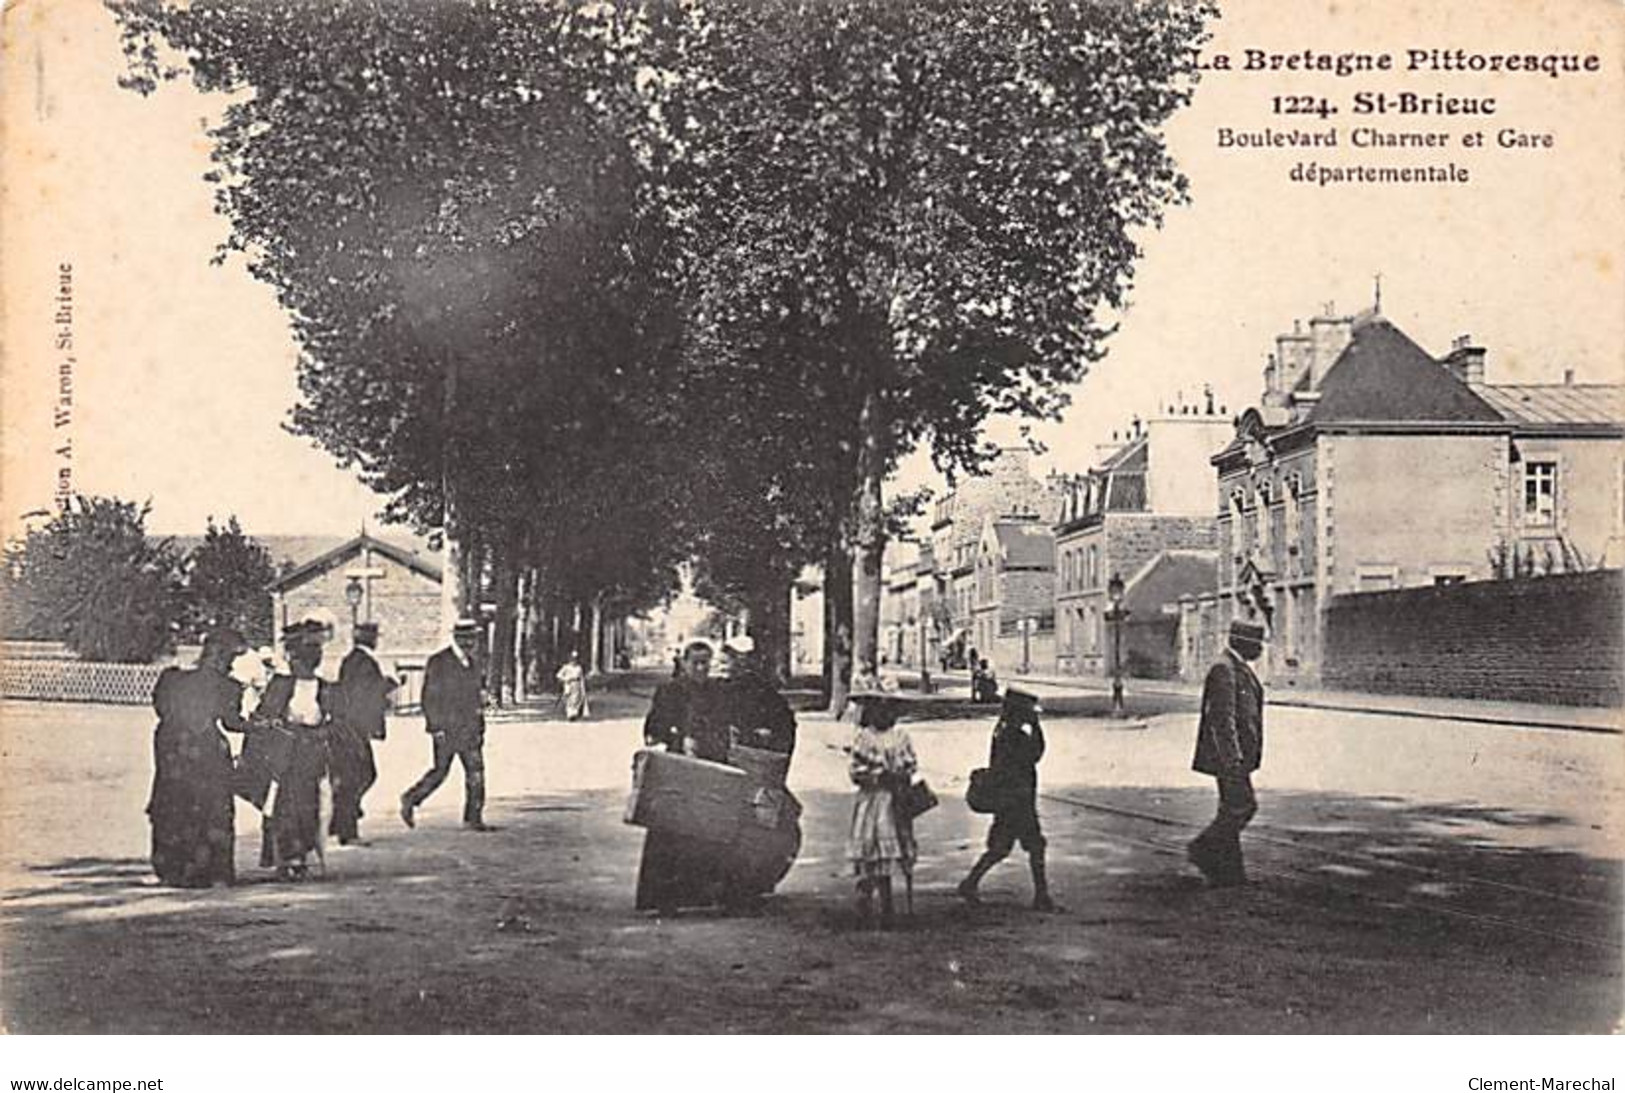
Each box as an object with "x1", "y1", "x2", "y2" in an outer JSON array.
[
  {"x1": 957, "y1": 688, "x2": 1058, "y2": 912},
  {"x1": 401, "y1": 619, "x2": 490, "y2": 832},
  {"x1": 1187, "y1": 620, "x2": 1267, "y2": 887}
]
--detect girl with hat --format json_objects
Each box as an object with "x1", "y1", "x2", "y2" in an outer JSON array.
[
  {"x1": 845, "y1": 691, "x2": 919, "y2": 928},
  {"x1": 251, "y1": 620, "x2": 340, "y2": 879}
]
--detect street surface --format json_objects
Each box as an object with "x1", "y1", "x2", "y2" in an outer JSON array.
[{"x1": 1, "y1": 676, "x2": 1619, "y2": 1033}]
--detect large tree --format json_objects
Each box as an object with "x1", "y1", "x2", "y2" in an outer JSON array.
[
  {"x1": 0, "y1": 497, "x2": 183, "y2": 662},
  {"x1": 180, "y1": 516, "x2": 277, "y2": 646},
  {"x1": 583, "y1": 0, "x2": 1212, "y2": 691}
]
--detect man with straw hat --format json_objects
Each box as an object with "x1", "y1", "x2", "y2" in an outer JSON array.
[{"x1": 401, "y1": 618, "x2": 491, "y2": 832}]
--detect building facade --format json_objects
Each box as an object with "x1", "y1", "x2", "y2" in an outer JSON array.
[
  {"x1": 1180, "y1": 306, "x2": 1624, "y2": 689},
  {"x1": 1053, "y1": 398, "x2": 1229, "y2": 676},
  {"x1": 970, "y1": 514, "x2": 1055, "y2": 672}
]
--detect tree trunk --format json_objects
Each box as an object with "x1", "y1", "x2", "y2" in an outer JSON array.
[
  {"x1": 492, "y1": 548, "x2": 519, "y2": 706},
  {"x1": 824, "y1": 542, "x2": 854, "y2": 716},
  {"x1": 589, "y1": 595, "x2": 604, "y2": 674},
  {"x1": 514, "y1": 567, "x2": 532, "y2": 701},
  {"x1": 746, "y1": 571, "x2": 793, "y2": 686},
  {"x1": 850, "y1": 387, "x2": 886, "y2": 694}
]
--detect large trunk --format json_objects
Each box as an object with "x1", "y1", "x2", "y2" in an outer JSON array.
[
  {"x1": 491, "y1": 549, "x2": 519, "y2": 706},
  {"x1": 746, "y1": 572, "x2": 793, "y2": 685},
  {"x1": 850, "y1": 387, "x2": 886, "y2": 694},
  {"x1": 589, "y1": 596, "x2": 605, "y2": 674},
  {"x1": 823, "y1": 543, "x2": 854, "y2": 715}
]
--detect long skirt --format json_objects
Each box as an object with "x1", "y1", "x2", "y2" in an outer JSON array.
[
  {"x1": 261, "y1": 733, "x2": 329, "y2": 869},
  {"x1": 148, "y1": 739, "x2": 236, "y2": 887},
  {"x1": 847, "y1": 787, "x2": 915, "y2": 881},
  {"x1": 562, "y1": 681, "x2": 588, "y2": 720},
  {"x1": 635, "y1": 830, "x2": 729, "y2": 911}
]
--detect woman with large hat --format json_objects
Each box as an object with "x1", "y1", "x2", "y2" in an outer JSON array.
[
  {"x1": 147, "y1": 626, "x2": 251, "y2": 887},
  {"x1": 251, "y1": 619, "x2": 340, "y2": 879}
]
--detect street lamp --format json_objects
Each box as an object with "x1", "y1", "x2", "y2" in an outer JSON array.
[
  {"x1": 343, "y1": 576, "x2": 364, "y2": 630},
  {"x1": 1020, "y1": 616, "x2": 1035, "y2": 675},
  {"x1": 1106, "y1": 572, "x2": 1129, "y2": 718}
]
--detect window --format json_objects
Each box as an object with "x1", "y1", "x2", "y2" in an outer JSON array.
[
  {"x1": 1086, "y1": 545, "x2": 1099, "y2": 589},
  {"x1": 1524, "y1": 460, "x2": 1557, "y2": 527},
  {"x1": 1430, "y1": 564, "x2": 1471, "y2": 587},
  {"x1": 1355, "y1": 564, "x2": 1399, "y2": 592}
]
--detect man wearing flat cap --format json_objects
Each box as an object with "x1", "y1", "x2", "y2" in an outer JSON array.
[
  {"x1": 1188, "y1": 619, "x2": 1267, "y2": 887},
  {"x1": 401, "y1": 618, "x2": 491, "y2": 832}
]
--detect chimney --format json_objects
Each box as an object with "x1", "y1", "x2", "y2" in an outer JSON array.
[
  {"x1": 1275, "y1": 321, "x2": 1314, "y2": 395},
  {"x1": 1307, "y1": 309, "x2": 1354, "y2": 389},
  {"x1": 1441, "y1": 334, "x2": 1487, "y2": 385},
  {"x1": 1564, "y1": 368, "x2": 1575, "y2": 386}
]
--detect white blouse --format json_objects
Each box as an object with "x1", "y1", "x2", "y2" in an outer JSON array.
[{"x1": 286, "y1": 678, "x2": 323, "y2": 727}]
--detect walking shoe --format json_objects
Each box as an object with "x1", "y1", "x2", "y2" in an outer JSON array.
[
  {"x1": 399, "y1": 795, "x2": 415, "y2": 829},
  {"x1": 955, "y1": 878, "x2": 981, "y2": 905},
  {"x1": 1032, "y1": 894, "x2": 1061, "y2": 913},
  {"x1": 464, "y1": 820, "x2": 495, "y2": 832}
]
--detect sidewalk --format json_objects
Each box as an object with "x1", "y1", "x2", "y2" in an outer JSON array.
[{"x1": 923, "y1": 668, "x2": 1622, "y2": 735}]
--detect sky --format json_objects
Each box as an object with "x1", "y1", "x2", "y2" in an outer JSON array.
[{"x1": 3, "y1": 0, "x2": 1621, "y2": 541}]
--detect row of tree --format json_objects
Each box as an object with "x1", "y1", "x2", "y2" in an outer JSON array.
[
  {"x1": 108, "y1": 0, "x2": 1212, "y2": 706},
  {"x1": 1, "y1": 499, "x2": 277, "y2": 661}
]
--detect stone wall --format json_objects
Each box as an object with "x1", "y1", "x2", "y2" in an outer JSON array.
[{"x1": 1322, "y1": 568, "x2": 1624, "y2": 706}]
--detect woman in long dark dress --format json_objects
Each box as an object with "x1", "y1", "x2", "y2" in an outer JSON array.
[
  {"x1": 147, "y1": 628, "x2": 250, "y2": 887},
  {"x1": 253, "y1": 621, "x2": 338, "y2": 880}
]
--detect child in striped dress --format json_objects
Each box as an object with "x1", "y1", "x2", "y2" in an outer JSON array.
[{"x1": 846, "y1": 692, "x2": 918, "y2": 928}]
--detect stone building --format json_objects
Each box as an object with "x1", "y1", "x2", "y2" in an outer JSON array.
[
  {"x1": 1053, "y1": 395, "x2": 1229, "y2": 676},
  {"x1": 268, "y1": 532, "x2": 444, "y2": 668},
  {"x1": 970, "y1": 514, "x2": 1055, "y2": 672},
  {"x1": 1179, "y1": 304, "x2": 1625, "y2": 691},
  {"x1": 927, "y1": 448, "x2": 1063, "y2": 661}
]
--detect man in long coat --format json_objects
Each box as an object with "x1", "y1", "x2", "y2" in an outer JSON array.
[
  {"x1": 400, "y1": 618, "x2": 490, "y2": 832},
  {"x1": 1187, "y1": 619, "x2": 1266, "y2": 887},
  {"x1": 330, "y1": 621, "x2": 397, "y2": 845}
]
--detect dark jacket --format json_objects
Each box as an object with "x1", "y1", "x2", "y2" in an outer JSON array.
[
  {"x1": 339, "y1": 646, "x2": 396, "y2": 741},
  {"x1": 718, "y1": 675, "x2": 797, "y2": 757},
  {"x1": 422, "y1": 647, "x2": 484, "y2": 742},
  {"x1": 1192, "y1": 651, "x2": 1264, "y2": 777},
  {"x1": 990, "y1": 716, "x2": 1045, "y2": 794},
  {"x1": 642, "y1": 677, "x2": 727, "y2": 761}
]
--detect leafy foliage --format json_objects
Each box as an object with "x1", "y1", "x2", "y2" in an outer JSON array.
[
  {"x1": 180, "y1": 516, "x2": 277, "y2": 645},
  {"x1": 0, "y1": 497, "x2": 183, "y2": 662}
]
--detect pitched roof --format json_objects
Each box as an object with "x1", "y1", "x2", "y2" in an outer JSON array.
[
  {"x1": 268, "y1": 533, "x2": 443, "y2": 591},
  {"x1": 1123, "y1": 549, "x2": 1218, "y2": 613},
  {"x1": 991, "y1": 520, "x2": 1054, "y2": 570},
  {"x1": 1310, "y1": 320, "x2": 1504, "y2": 425},
  {"x1": 1470, "y1": 383, "x2": 1624, "y2": 427}
]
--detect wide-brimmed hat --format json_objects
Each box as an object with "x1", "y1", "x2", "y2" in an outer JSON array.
[
  {"x1": 452, "y1": 617, "x2": 481, "y2": 636},
  {"x1": 202, "y1": 626, "x2": 248, "y2": 658},
  {"x1": 722, "y1": 634, "x2": 756, "y2": 656},
  {"x1": 281, "y1": 619, "x2": 325, "y2": 647}
]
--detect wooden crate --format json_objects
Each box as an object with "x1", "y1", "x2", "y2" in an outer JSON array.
[{"x1": 625, "y1": 749, "x2": 753, "y2": 843}]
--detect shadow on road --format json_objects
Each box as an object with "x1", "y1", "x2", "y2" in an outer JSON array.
[{"x1": 2, "y1": 776, "x2": 1618, "y2": 1033}]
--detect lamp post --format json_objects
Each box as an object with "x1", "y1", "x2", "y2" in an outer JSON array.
[
  {"x1": 344, "y1": 576, "x2": 364, "y2": 632},
  {"x1": 1020, "y1": 616, "x2": 1035, "y2": 675},
  {"x1": 1107, "y1": 572, "x2": 1129, "y2": 718}
]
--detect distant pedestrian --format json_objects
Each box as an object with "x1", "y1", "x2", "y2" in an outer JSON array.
[
  {"x1": 957, "y1": 689, "x2": 1057, "y2": 911},
  {"x1": 253, "y1": 621, "x2": 339, "y2": 880},
  {"x1": 971, "y1": 657, "x2": 1000, "y2": 704},
  {"x1": 400, "y1": 618, "x2": 491, "y2": 832},
  {"x1": 330, "y1": 621, "x2": 397, "y2": 846},
  {"x1": 147, "y1": 627, "x2": 250, "y2": 888},
  {"x1": 846, "y1": 691, "x2": 918, "y2": 929},
  {"x1": 1186, "y1": 620, "x2": 1266, "y2": 887},
  {"x1": 556, "y1": 651, "x2": 590, "y2": 721}
]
